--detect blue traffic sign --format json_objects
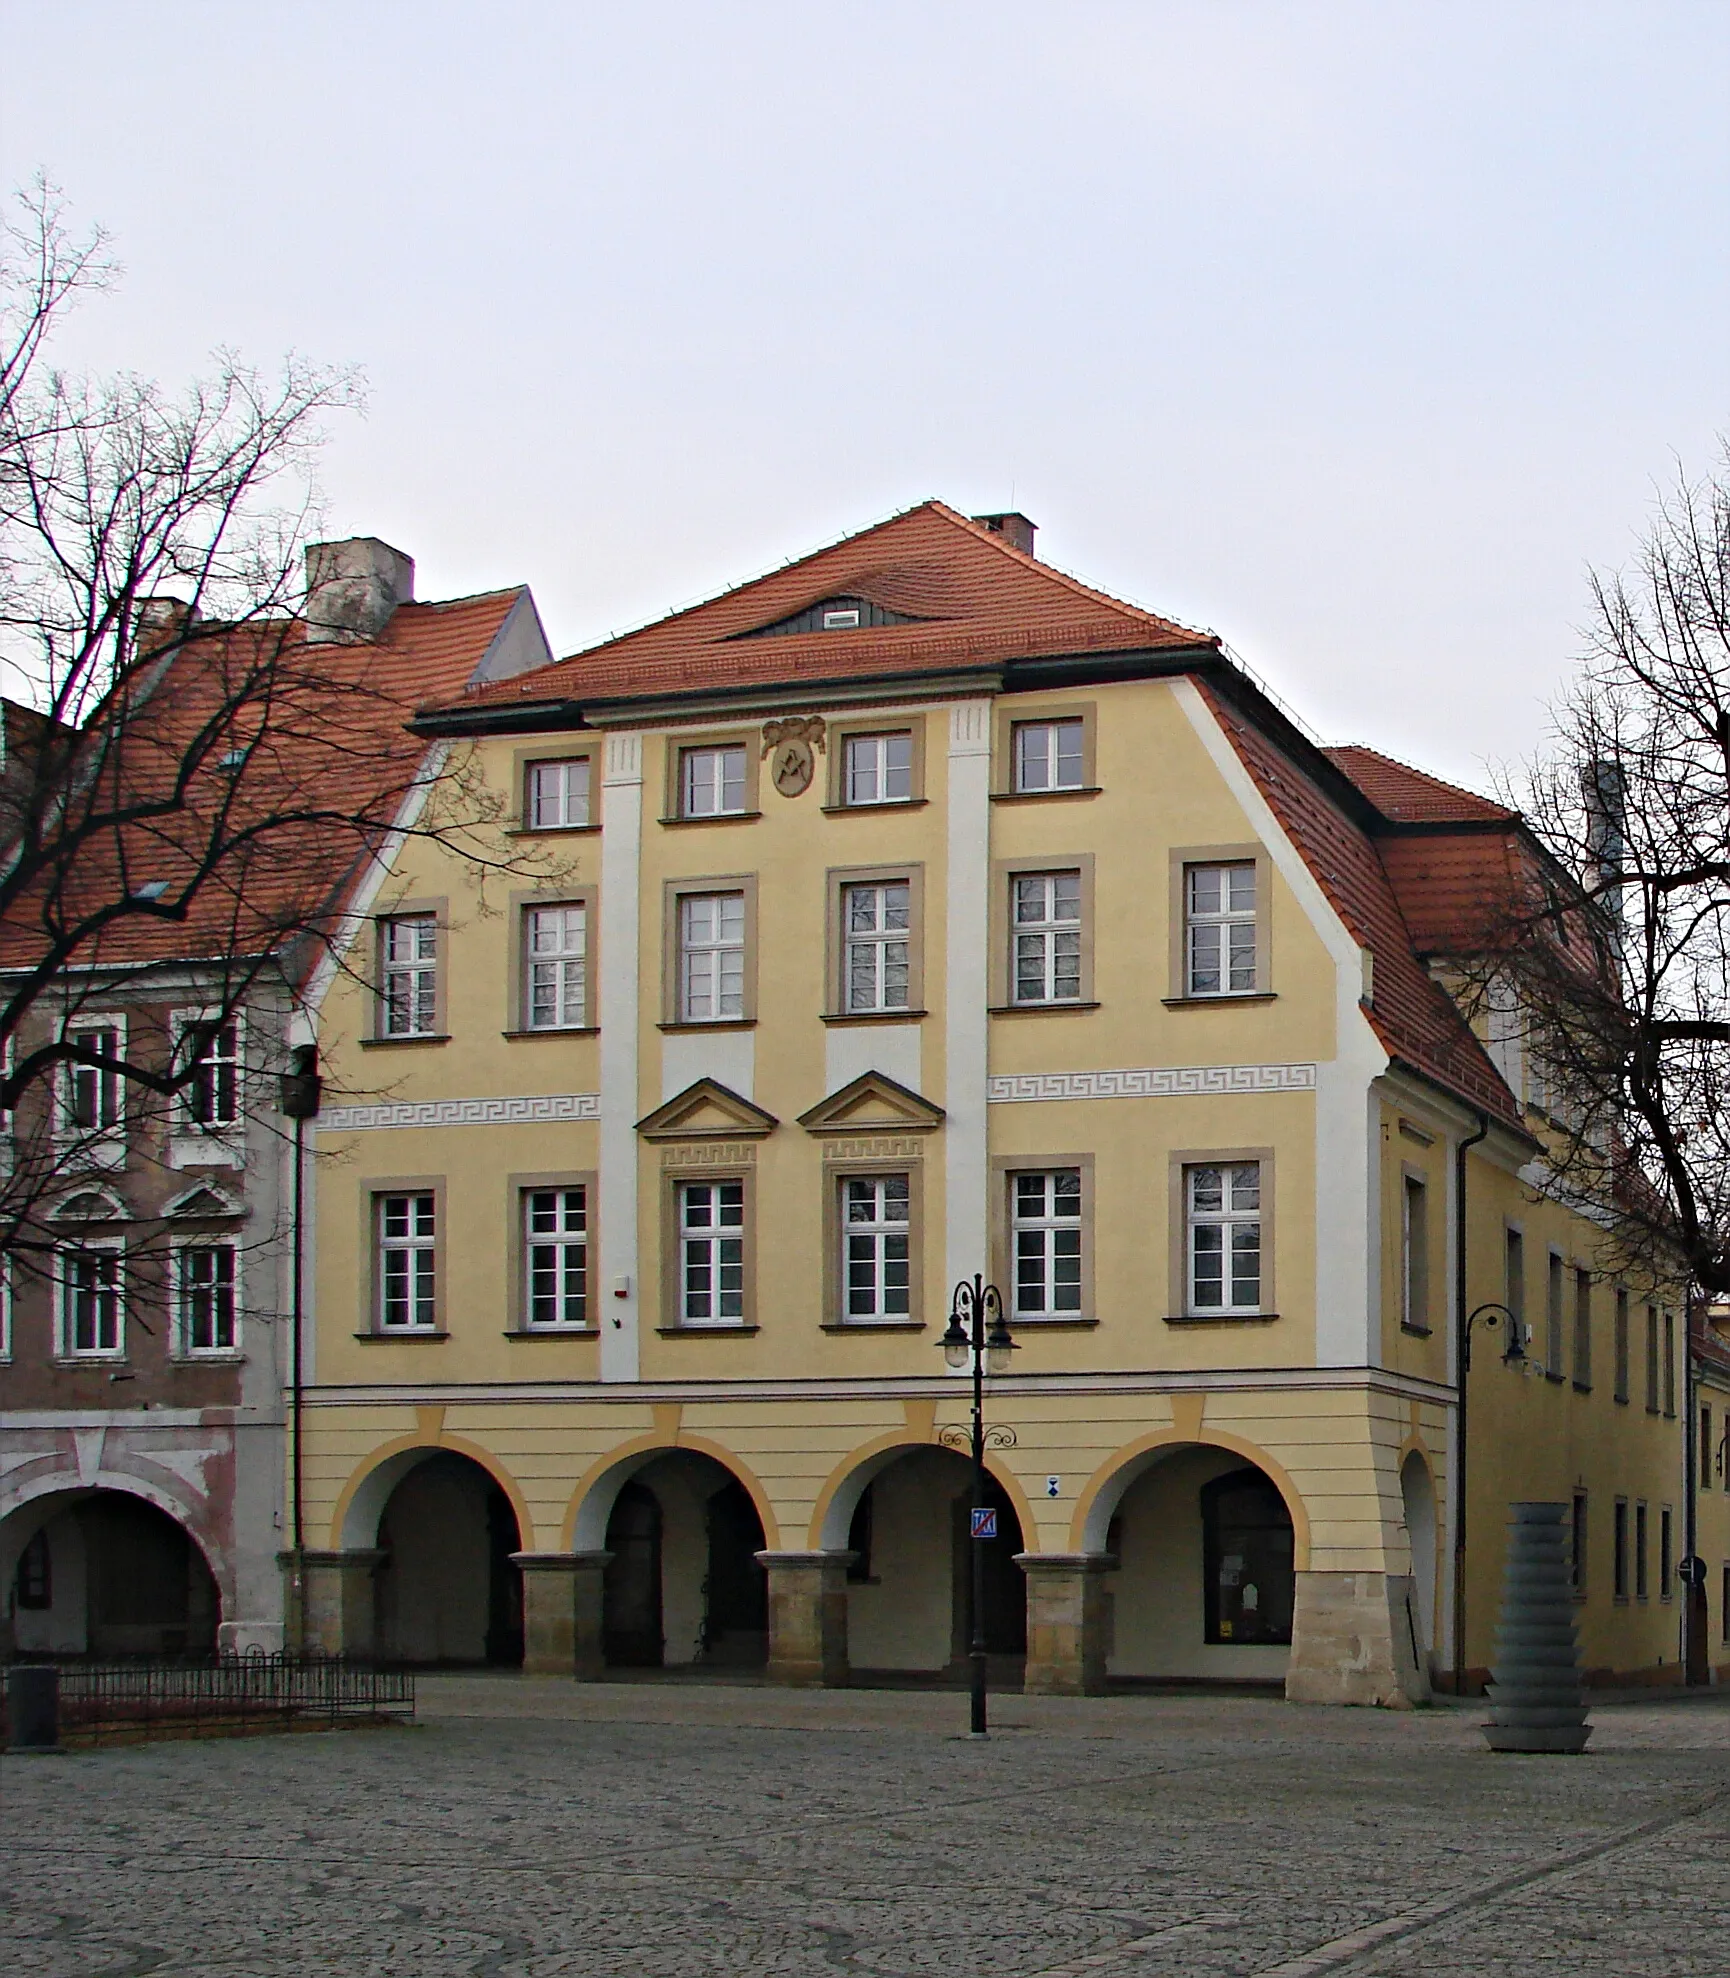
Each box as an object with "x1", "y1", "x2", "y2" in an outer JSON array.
[{"x1": 970, "y1": 1507, "x2": 998, "y2": 1540}]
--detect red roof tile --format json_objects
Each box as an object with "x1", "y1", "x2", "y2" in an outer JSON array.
[
  {"x1": 1325, "y1": 745, "x2": 1513, "y2": 824},
  {"x1": 435, "y1": 501, "x2": 1212, "y2": 714}
]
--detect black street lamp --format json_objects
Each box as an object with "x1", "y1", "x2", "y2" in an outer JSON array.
[
  {"x1": 940, "y1": 1274, "x2": 1016, "y2": 1736},
  {"x1": 1450, "y1": 1299, "x2": 1527, "y2": 1696}
]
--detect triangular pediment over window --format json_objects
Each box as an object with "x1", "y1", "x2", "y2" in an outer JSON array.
[
  {"x1": 164, "y1": 1183, "x2": 244, "y2": 1220},
  {"x1": 797, "y1": 1071, "x2": 945, "y2": 1136},
  {"x1": 50, "y1": 1187, "x2": 129, "y2": 1223},
  {"x1": 635, "y1": 1079, "x2": 779, "y2": 1142}
]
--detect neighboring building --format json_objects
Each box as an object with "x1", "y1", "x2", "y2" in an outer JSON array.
[
  {"x1": 293, "y1": 502, "x2": 1685, "y2": 1699},
  {"x1": 0, "y1": 540, "x2": 550, "y2": 1658},
  {"x1": 1692, "y1": 1305, "x2": 1730, "y2": 1678}
]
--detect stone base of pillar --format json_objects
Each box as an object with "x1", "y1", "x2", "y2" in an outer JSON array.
[
  {"x1": 511, "y1": 1551, "x2": 611, "y2": 1677},
  {"x1": 1285, "y1": 1569, "x2": 1430, "y2": 1708},
  {"x1": 1019, "y1": 1553, "x2": 1112, "y2": 1695},
  {"x1": 282, "y1": 1549, "x2": 384, "y2": 1658},
  {"x1": 758, "y1": 1550, "x2": 852, "y2": 1687}
]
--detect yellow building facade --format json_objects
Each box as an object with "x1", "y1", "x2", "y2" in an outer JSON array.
[{"x1": 289, "y1": 504, "x2": 1686, "y2": 1699}]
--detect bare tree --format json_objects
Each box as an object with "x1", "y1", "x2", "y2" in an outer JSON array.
[
  {"x1": 1460, "y1": 452, "x2": 1730, "y2": 1297},
  {"x1": 0, "y1": 178, "x2": 546, "y2": 1269}
]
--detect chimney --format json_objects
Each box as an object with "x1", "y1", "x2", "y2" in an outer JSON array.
[
  {"x1": 303, "y1": 537, "x2": 414, "y2": 644},
  {"x1": 1581, "y1": 759, "x2": 1626, "y2": 901},
  {"x1": 135, "y1": 596, "x2": 202, "y2": 651},
  {"x1": 973, "y1": 512, "x2": 1037, "y2": 557}
]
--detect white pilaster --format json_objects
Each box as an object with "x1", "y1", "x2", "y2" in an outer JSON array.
[
  {"x1": 944, "y1": 701, "x2": 993, "y2": 1296},
  {"x1": 599, "y1": 732, "x2": 644, "y2": 1383}
]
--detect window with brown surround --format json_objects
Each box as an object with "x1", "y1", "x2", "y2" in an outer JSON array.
[
  {"x1": 516, "y1": 747, "x2": 597, "y2": 832},
  {"x1": 658, "y1": 1164, "x2": 757, "y2": 1330},
  {"x1": 1167, "y1": 849, "x2": 1273, "y2": 1003},
  {"x1": 1546, "y1": 1252, "x2": 1565, "y2": 1379},
  {"x1": 360, "y1": 1179, "x2": 446, "y2": 1337},
  {"x1": 821, "y1": 1152, "x2": 926, "y2": 1329},
  {"x1": 990, "y1": 855, "x2": 1095, "y2": 1012},
  {"x1": 371, "y1": 901, "x2": 448, "y2": 1042},
  {"x1": 1505, "y1": 1227, "x2": 1526, "y2": 1349},
  {"x1": 991, "y1": 1155, "x2": 1094, "y2": 1325},
  {"x1": 826, "y1": 716, "x2": 927, "y2": 809},
  {"x1": 1614, "y1": 1288, "x2": 1630, "y2": 1401},
  {"x1": 1167, "y1": 1149, "x2": 1274, "y2": 1322},
  {"x1": 1573, "y1": 1268, "x2": 1593, "y2": 1390},
  {"x1": 509, "y1": 1173, "x2": 596, "y2": 1333},
  {"x1": 664, "y1": 732, "x2": 761, "y2": 822},
  {"x1": 1645, "y1": 1304, "x2": 1660, "y2": 1412},
  {"x1": 824, "y1": 865, "x2": 925, "y2": 1020},
  {"x1": 663, "y1": 876, "x2": 758, "y2": 1027},
  {"x1": 1400, "y1": 1170, "x2": 1429, "y2": 1333},
  {"x1": 991, "y1": 700, "x2": 1099, "y2": 798},
  {"x1": 508, "y1": 888, "x2": 597, "y2": 1034}
]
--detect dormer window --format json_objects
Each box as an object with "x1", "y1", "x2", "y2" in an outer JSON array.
[{"x1": 734, "y1": 594, "x2": 927, "y2": 639}]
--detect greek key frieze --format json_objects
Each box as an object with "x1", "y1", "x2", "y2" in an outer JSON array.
[
  {"x1": 821, "y1": 1136, "x2": 925, "y2": 1163},
  {"x1": 660, "y1": 1141, "x2": 758, "y2": 1170},
  {"x1": 321, "y1": 1093, "x2": 602, "y2": 1133},
  {"x1": 986, "y1": 1063, "x2": 1317, "y2": 1105}
]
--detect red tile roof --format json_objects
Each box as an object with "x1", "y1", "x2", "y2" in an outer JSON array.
[
  {"x1": 1204, "y1": 689, "x2": 1525, "y2": 1130},
  {"x1": 0, "y1": 590, "x2": 524, "y2": 979},
  {"x1": 433, "y1": 501, "x2": 1213, "y2": 715},
  {"x1": 1324, "y1": 745, "x2": 1514, "y2": 824}
]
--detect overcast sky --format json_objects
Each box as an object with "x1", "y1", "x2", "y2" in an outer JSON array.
[{"x1": 4, "y1": 3, "x2": 1725, "y2": 791}]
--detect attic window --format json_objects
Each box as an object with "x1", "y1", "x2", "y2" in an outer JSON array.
[
  {"x1": 216, "y1": 748, "x2": 248, "y2": 773},
  {"x1": 732, "y1": 594, "x2": 929, "y2": 639}
]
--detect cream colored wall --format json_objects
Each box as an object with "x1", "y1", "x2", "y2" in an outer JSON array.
[
  {"x1": 1696, "y1": 1365, "x2": 1730, "y2": 1673},
  {"x1": 845, "y1": 1447, "x2": 968, "y2": 1671}
]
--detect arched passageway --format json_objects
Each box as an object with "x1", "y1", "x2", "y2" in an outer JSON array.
[
  {"x1": 1102, "y1": 1447, "x2": 1295, "y2": 1685},
  {"x1": 843, "y1": 1447, "x2": 1025, "y2": 1682},
  {"x1": 4, "y1": 1490, "x2": 220, "y2": 1658},
  {"x1": 1401, "y1": 1451, "x2": 1438, "y2": 1667},
  {"x1": 600, "y1": 1452, "x2": 768, "y2": 1672},
  {"x1": 373, "y1": 1452, "x2": 523, "y2": 1667}
]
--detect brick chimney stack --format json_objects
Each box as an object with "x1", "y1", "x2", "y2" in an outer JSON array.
[{"x1": 973, "y1": 512, "x2": 1038, "y2": 557}]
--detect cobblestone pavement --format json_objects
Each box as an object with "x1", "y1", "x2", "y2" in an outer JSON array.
[{"x1": 5, "y1": 1677, "x2": 1730, "y2": 1976}]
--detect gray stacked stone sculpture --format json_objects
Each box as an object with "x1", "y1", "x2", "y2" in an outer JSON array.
[{"x1": 1483, "y1": 1500, "x2": 1591, "y2": 1753}]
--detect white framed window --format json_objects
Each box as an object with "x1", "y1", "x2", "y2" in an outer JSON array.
[
  {"x1": 524, "y1": 1187, "x2": 588, "y2": 1329},
  {"x1": 1012, "y1": 871, "x2": 1082, "y2": 1004},
  {"x1": 1184, "y1": 863, "x2": 1257, "y2": 995},
  {"x1": 1013, "y1": 718, "x2": 1085, "y2": 793},
  {"x1": 176, "y1": 1242, "x2": 237, "y2": 1354},
  {"x1": 844, "y1": 881, "x2": 911, "y2": 1013},
  {"x1": 381, "y1": 915, "x2": 439, "y2": 1037},
  {"x1": 63, "y1": 1024, "x2": 123, "y2": 1134},
  {"x1": 1186, "y1": 1163, "x2": 1262, "y2": 1315},
  {"x1": 59, "y1": 1242, "x2": 123, "y2": 1357},
  {"x1": 680, "y1": 745, "x2": 747, "y2": 818},
  {"x1": 679, "y1": 1180, "x2": 745, "y2": 1326},
  {"x1": 181, "y1": 1018, "x2": 241, "y2": 1130},
  {"x1": 525, "y1": 905, "x2": 588, "y2": 1030},
  {"x1": 1011, "y1": 1169, "x2": 1082, "y2": 1319},
  {"x1": 1401, "y1": 1174, "x2": 1429, "y2": 1331},
  {"x1": 678, "y1": 893, "x2": 746, "y2": 1021},
  {"x1": 527, "y1": 757, "x2": 591, "y2": 830},
  {"x1": 843, "y1": 1175, "x2": 911, "y2": 1321},
  {"x1": 843, "y1": 732, "x2": 913, "y2": 806},
  {"x1": 377, "y1": 1193, "x2": 437, "y2": 1331}
]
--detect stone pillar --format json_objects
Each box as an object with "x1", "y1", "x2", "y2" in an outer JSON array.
[
  {"x1": 759, "y1": 1550, "x2": 852, "y2": 1687},
  {"x1": 511, "y1": 1551, "x2": 611, "y2": 1678},
  {"x1": 1285, "y1": 1569, "x2": 1429, "y2": 1708},
  {"x1": 1019, "y1": 1553, "x2": 1112, "y2": 1695},
  {"x1": 287, "y1": 1549, "x2": 384, "y2": 1658}
]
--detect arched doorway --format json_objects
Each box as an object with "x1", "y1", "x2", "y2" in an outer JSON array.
[
  {"x1": 1101, "y1": 1447, "x2": 1296, "y2": 1685},
  {"x1": 373, "y1": 1452, "x2": 523, "y2": 1667},
  {"x1": 842, "y1": 1447, "x2": 1025, "y2": 1682},
  {"x1": 598, "y1": 1452, "x2": 767, "y2": 1672},
  {"x1": 4, "y1": 1490, "x2": 220, "y2": 1658},
  {"x1": 1401, "y1": 1451, "x2": 1437, "y2": 1664}
]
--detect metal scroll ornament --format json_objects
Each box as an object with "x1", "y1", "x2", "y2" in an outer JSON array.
[{"x1": 940, "y1": 1423, "x2": 1018, "y2": 1452}]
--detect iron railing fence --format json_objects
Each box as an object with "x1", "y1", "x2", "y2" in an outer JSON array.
[{"x1": 1, "y1": 1651, "x2": 415, "y2": 1747}]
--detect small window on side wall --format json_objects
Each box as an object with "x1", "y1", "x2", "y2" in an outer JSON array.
[
  {"x1": 1013, "y1": 718, "x2": 1085, "y2": 793},
  {"x1": 526, "y1": 757, "x2": 590, "y2": 831}
]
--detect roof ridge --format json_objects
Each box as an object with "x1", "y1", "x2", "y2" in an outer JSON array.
[{"x1": 1326, "y1": 741, "x2": 1512, "y2": 815}]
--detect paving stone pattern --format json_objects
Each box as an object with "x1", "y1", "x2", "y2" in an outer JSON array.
[{"x1": 4, "y1": 1679, "x2": 1730, "y2": 1976}]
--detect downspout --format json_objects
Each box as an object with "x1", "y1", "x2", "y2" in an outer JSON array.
[
  {"x1": 280, "y1": 1045, "x2": 321, "y2": 1642},
  {"x1": 1451, "y1": 1110, "x2": 1491, "y2": 1696},
  {"x1": 1684, "y1": 1292, "x2": 1702, "y2": 1681}
]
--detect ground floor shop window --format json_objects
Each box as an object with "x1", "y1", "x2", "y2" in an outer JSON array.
[{"x1": 1201, "y1": 1467, "x2": 1294, "y2": 1645}]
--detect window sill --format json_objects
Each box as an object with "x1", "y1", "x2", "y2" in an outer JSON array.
[
  {"x1": 168, "y1": 1352, "x2": 245, "y2": 1366},
  {"x1": 50, "y1": 1356, "x2": 127, "y2": 1367},
  {"x1": 1614, "y1": 1395, "x2": 1630, "y2": 1406},
  {"x1": 359, "y1": 1033, "x2": 452, "y2": 1050},
  {"x1": 820, "y1": 1320, "x2": 926, "y2": 1333},
  {"x1": 501, "y1": 1027, "x2": 599, "y2": 1040},
  {"x1": 819, "y1": 798, "x2": 929, "y2": 815},
  {"x1": 1005, "y1": 1316, "x2": 1100, "y2": 1330},
  {"x1": 1160, "y1": 993, "x2": 1277, "y2": 1009},
  {"x1": 504, "y1": 1327, "x2": 598, "y2": 1339},
  {"x1": 820, "y1": 1009, "x2": 928, "y2": 1026},
  {"x1": 503, "y1": 822, "x2": 600, "y2": 838},
  {"x1": 1544, "y1": 1370, "x2": 1567, "y2": 1384},
  {"x1": 352, "y1": 1330, "x2": 449, "y2": 1341},
  {"x1": 657, "y1": 1018, "x2": 758, "y2": 1033},
  {"x1": 168, "y1": 1135, "x2": 245, "y2": 1170},
  {"x1": 655, "y1": 1324, "x2": 760, "y2": 1336},
  {"x1": 989, "y1": 786, "x2": 1103, "y2": 804},
  {"x1": 1400, "y1": 1323, "x2": 1433, "y2": 1337},
  {"x1": 988, "y1": 1001, "x2": 1100, "y2": 1017},
  {"x1": 1163, "y1": 1311, "x2": 1281, "y2": 1327},
  {"x1": 658, "y1": 810, "x2": 762, "y2": 827},
  {"x1": 1573, "y1": 1379, "x2": 1593, "y2": 1393}
]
